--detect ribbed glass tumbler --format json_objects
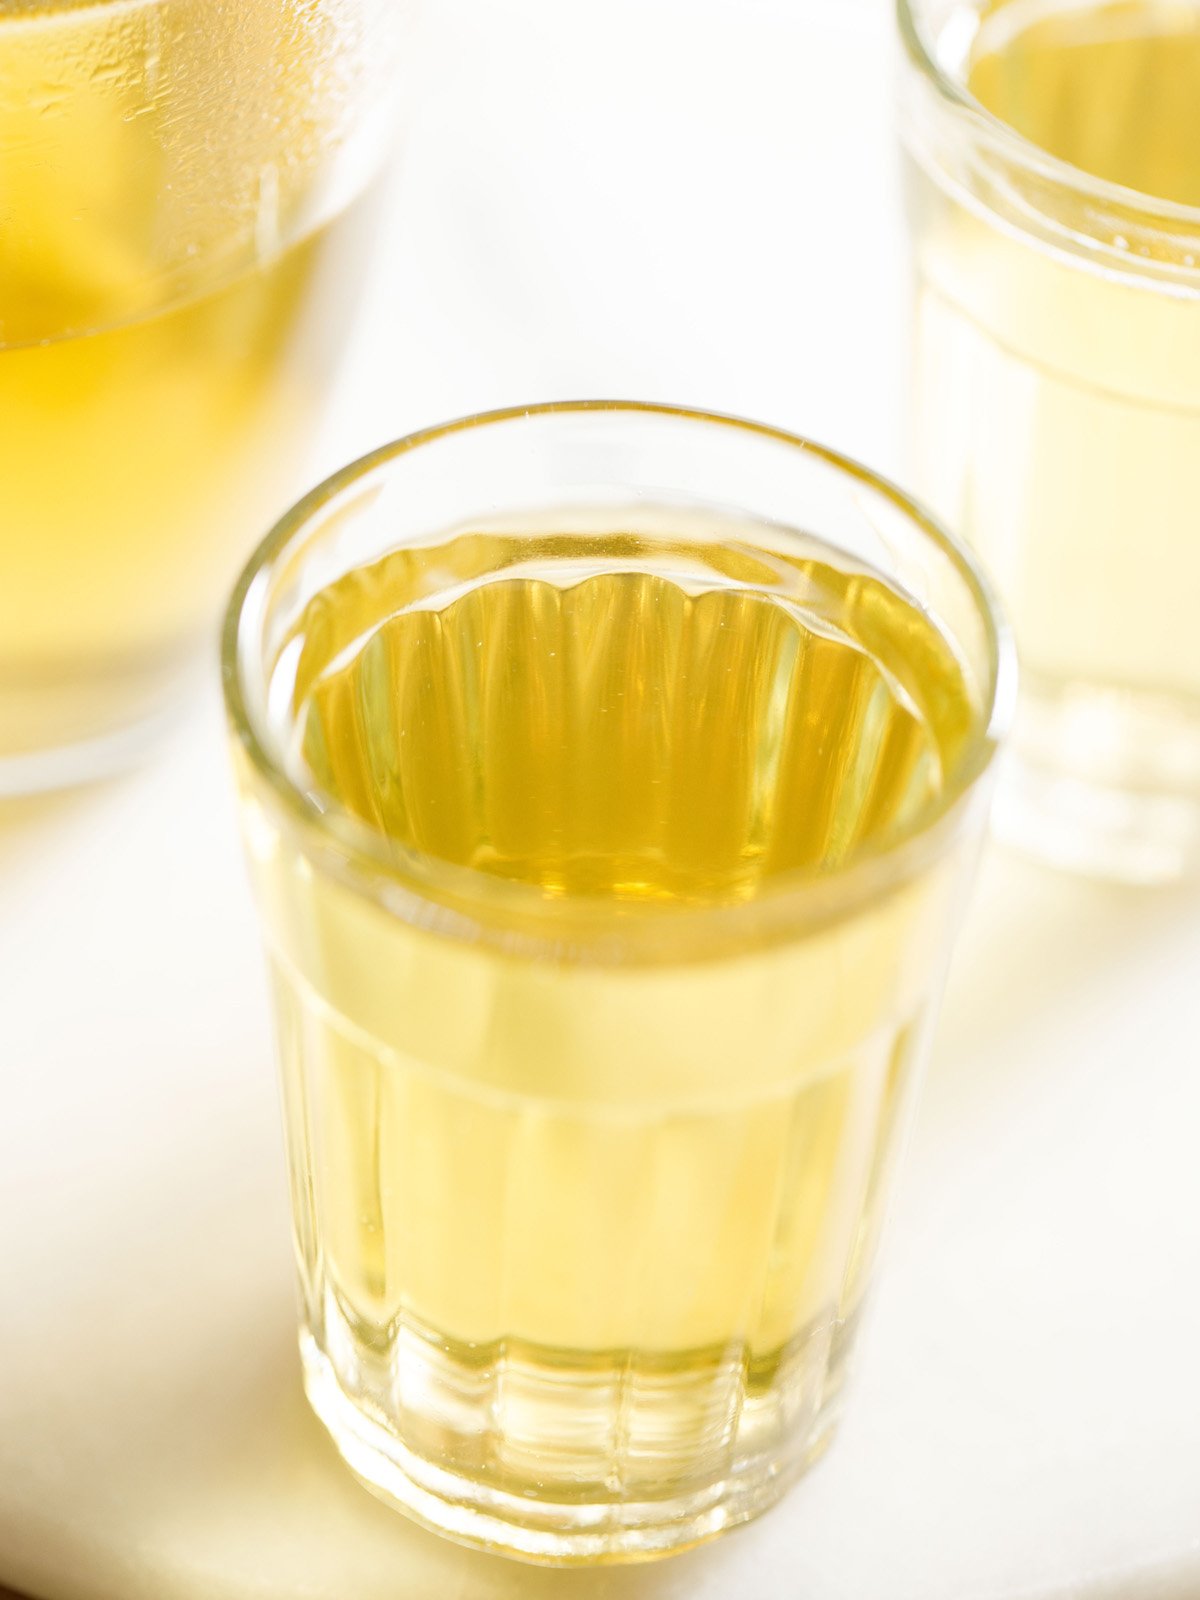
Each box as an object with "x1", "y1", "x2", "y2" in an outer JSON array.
[{"x1": 223, "y1": 403, "x2": 1012, "y2": 1564}]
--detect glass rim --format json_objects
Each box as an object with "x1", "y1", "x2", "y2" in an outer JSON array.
[
  {"x1": 222, "y1": 400, "x2": 1015, "y2": 960},
  {"x1": 896, "y1": 0, "x2": 1200, "y2": 237}
]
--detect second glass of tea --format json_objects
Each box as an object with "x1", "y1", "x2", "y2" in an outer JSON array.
[
  {"x1": 900, "y1": 0, "x2": 1200, "y2": 881},
  {"x1": 224, "y1": 402, "x2": 1011, "y2": 1564},
  {"x1": 0, "y1": 0, "x2": 404, "y2": 792}
]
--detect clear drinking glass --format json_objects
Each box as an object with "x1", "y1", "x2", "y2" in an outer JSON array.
[
  {"x1": 223, "y1": 402, "x2": 1012, "y2": 1564},
  {"x1": 0, "y1": 0, "x2": 405, "y2": 794},
  {"x1": 899, "y1": 0, "x2": 1200, "y2": 882}
]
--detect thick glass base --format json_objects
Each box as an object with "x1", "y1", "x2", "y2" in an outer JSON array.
[
  {"x1": 996, "y1": 675, "x2": 1200, "y2": 885},
  {"x1": 299, "y1": 1309, "x2": 843, "y2": 1567}
]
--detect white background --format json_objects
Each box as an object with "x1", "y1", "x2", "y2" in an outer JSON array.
[{"x1": 3, "y1": 2, "x2": 1200, "y2": 1597}]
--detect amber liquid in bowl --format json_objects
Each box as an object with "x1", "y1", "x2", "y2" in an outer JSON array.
[{"x1": 0, "y1": 0, "x2": 383, "y2": 777}]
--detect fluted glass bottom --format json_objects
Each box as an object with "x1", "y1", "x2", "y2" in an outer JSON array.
[
  {"x1": 300, "y1": 1300, "x2": 848, "y2": 1564},
  {"x1": 271, "y1": 946, "x2": 910, "y2": 1563},
  {"x1": 994, "y1": 672, "x2": 1200, "y2": 884}
]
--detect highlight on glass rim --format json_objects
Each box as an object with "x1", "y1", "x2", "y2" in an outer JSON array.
[{"x1": 2, "y1": 2, "x2": 1197, "y2": 1596}]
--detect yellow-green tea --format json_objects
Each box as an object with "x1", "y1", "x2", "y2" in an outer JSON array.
[
  {"x1": 906, "y1": 0, "x2": 1200, "y2": 873},
  {"x1": 239, "y1": 519, "x2": 981, "y2": 1551},
  {"x1": 969, "y1": 0, "x2": 1200, "y2": 206},
  {"x1": 0, "y1": 0, "x2": 383, "y2": 768}
]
